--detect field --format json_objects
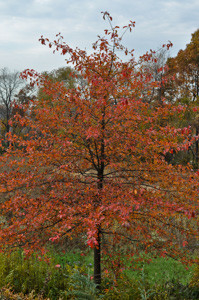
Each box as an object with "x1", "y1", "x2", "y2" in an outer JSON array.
[{"x1": 0, "y1": 246, "x2": 198, "y2": 299}]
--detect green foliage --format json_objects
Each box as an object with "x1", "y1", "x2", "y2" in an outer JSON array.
[
  {"x1": 0, "y1": 249, "x2": 92, "y2": 299},
  {"x1": 137, "y1": 267, "x2": 155, "y2": 299},
  {"x1": 99, "y1": 257, "x2": 198, "y2": 299},
  {"x1": 100, "y1": 266, "x2": 199, "y2": 300},
  {"x1": 0, "y1": 250, "x2": 65, "y2": 297},
  {"x1": 124, "y1": 255, "x2": 194, "y2": 286},
  {"x1": 151, "y1": 279, "x2": 199, "y2": 300},
  {"x1": 43, "y1": 67, "x2": 77, "y2": 89},
  {"x1": 0, "y1": 249, "x2": 198, "y2": 299},
  {"x1": 190, "y1": 264, "x2": 199, "y2": 288},
  {"x1": 67, "y1": 268, "x2": 100, "y2": 299}
]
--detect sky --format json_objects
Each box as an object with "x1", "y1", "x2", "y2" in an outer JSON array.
[{"x1": 0, "y1": 0, "x2": 198, "y2": 73}]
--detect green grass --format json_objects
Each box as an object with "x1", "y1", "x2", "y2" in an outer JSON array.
[
  {"x1": 0, "y1": 248, "x2": 198, "y2": 299},
  {"x1": 125, "y1": 256, "x2": 195, "y2": 286}
]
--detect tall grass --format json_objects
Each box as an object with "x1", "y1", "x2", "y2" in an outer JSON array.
[{"x1": 0, "y1": 249, "x2": 198, "y2": 299}]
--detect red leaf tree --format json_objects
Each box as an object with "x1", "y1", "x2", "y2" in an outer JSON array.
[{"x1": 0, "y1": 12, "x2": 198, "y2": 287}]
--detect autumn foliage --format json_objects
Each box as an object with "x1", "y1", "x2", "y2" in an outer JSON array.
[{"x1": 0, "y1": 12, "x2": 198, "y2": 286}]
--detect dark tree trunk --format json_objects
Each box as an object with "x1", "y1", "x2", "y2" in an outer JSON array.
[
  {"x1": 196, "y1": 128, "x2": 199, "y2": 168},
  {"x1": 93, "y1": 106, "x2": 105, "y2": 289},
  {"x1": 93, "y1": 175, "x2": 103, "y2": 289},
  {"x1": 94, "y1": 227, "x2": 101, "y2": 288}
]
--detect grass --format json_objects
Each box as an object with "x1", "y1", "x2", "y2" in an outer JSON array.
[
  {"x1": 125, "y1": 256, "x2": 195, "y2": 286},
  {"x1": 0, "y1": 247, "x2": 198, "y2": 299}
]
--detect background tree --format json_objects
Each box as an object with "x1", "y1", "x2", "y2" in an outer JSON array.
[
  {"x1": 10, "y1": 84, "x2": 37, "y2": 138},
  {"x1": 37, "y1": 66, "x2": 78, "y2": 107},
  {"x1": 167, "y1": 29, "x2": 199, "y2": 103},
  {"x1": 0, "y1": 68, "x2": 24, "y2": 146},
  {"x1": 140, "y1": 48, "x2": 171, "y2": 105},
  {"x1": 43, "y1": 66, "x2": 77, "y2": 88},
  {"x1": 0, "y1": 13, "x2": 198, "y2": 288},
  {"x1": 166, "y1": 29, "x2": 199, "y2": 168}
]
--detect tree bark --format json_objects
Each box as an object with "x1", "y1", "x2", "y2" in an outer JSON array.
[
  {"x1": 93, "y1": 106, "x2": 105, "y2": 289},
  {"x1": 94, "y1": 227, "x2": 101, "y2": 288},
  {"x1": 195, "y1": 128, "x2": 199, "y2": 168}
]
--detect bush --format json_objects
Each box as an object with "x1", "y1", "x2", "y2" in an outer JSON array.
[
  {"x1": 0, "y1": 250, "x2": 92, "y2": 299},
  {"x1": 190, "y1": 265, "x2": 199, "y2": 288}
]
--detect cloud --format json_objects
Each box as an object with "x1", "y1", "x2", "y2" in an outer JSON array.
[{"x1": 0, "y1": 0, "x2": 198, "y2": 72}]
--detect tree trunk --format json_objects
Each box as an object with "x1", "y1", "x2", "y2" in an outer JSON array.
[
  {"x1": 93, "y1": 170, "x2": 103, "y2": 289},
  {"x1": 195, "y1": 128, "x2": 199, "y2": 168},
  {"x1": 94, "y1": 227, "x2": 101, "y2": 288},
  {"x1": 93, "y1": 107, "x2": 105, "y2": 289}
]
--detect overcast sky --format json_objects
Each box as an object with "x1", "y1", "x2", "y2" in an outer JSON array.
[{"x1": 0, "y1": 0, "x2": 198, "y2": 73}]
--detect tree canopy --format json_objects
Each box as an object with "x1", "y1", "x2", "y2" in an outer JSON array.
[{"x1": 0, "y1": 12, "x2": 198, "y2": 287}]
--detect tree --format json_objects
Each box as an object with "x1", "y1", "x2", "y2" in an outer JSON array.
[
  {"x1": 167, "y1": 29, "x2": 199, "y2": 103},
  {"x1": 14, "y1": 84, "x2": 36, "y2": 105},
  {"x1": 42, "y1": 66, "x2": 77, "y2": 88},
  {"x1": 10, "y1": 84, "x2": 37, "y2": 138},
  {"x1": 0, "y1": 68, "x2": 24, "y2": 145},
  {"x1": 37, "y1": 66, "x2": 77, "y2": 105},
  {"x1": 0, "y1": 13, "x2": 198, "y2": 288},
  {"x1": 140, "y1": 48, "x2": 170, "y2": 105},
  {"x1": 167, "y1": 29, "x2": 199, "y2": 168}
]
